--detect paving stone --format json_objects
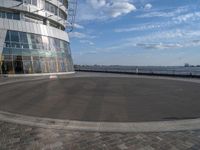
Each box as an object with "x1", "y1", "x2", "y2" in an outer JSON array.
[{"x1": 1, "y1": 121, "x2": 200, "y2": 150}]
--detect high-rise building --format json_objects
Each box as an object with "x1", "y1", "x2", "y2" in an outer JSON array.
[{"x1": 0, "y1": 0, "x2": 74, "y2": 75}]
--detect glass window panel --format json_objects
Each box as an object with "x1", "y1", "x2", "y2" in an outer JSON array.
[
  {"x1": 59, "y1": 9, "x2": 66, "y2": 20},
  {"x1": 19, "y1": 32, "x2": 29, "y2": 48},
  {"x1": 64, "y1": 0, "x2": 68, "y2": 8},
  {"x1": 1, "y1": 61, "x2": 14, "y2": 74},
  {"x1": 2, "y1": 12, "x2": 6, "y2": 18},
  {"x1": 60, "y1": 60, "x2": 66, "y2": 72},
  {"x1": 1, "y1": 12, "x2": 5, "y2": 18},
  {"x1": 31, "y1": 50, "x2": 39, "y2": 56},
  {"x1": 13, "y1": 58, "x2": 24, "y2": 74},
  {"x1": 5, "y1": 31, "x2": 10, "y2": 42},
  {"x1": 13, "y1": 13, "x2": 20, "y2": 20},
  {"x1": 49, "y1": 37, "x2": 56, "y2": 50},
  {"x1": 33, "y1": 60, "x2": 41, "y2": 73},
  {"x1": 49, "y1": 60, "x2": 56, "y2": 73},
  {"x1": 40, "y1": 60, "x2": 49, "y2": 73},
  {"x1": 32, "y1": 0, "x2": 37, "y2": 6},
  {"x1": 24, "y1": 0, "x2": 31, "y2": 5},
  {"x1": 54, "y1": 39, "x2": 60, "y2": 51},
  {"x1": 32, "y1": 56, "x2": 39, "y2": 60},
  {"x1": 23, "y1": 61, "x2": 33, "y2": 74},
  {"x1": 42, "y1": 36, "x2": 49, "y2": 50},
  {"x1": 26, "y1": 34, "x2": 32, "y2": 49},
  {"x1": 2, "y1": 48, "x2": 12, "y2": 55},
  {"x1": 13, "y1": 55, "x2": 22, "y2": 61},
  {"x1": 12, "y1": 48, "x2": 22, "y2": 55},
  {"x1": 30, "y1": 34, "x2": 43, "y2": 49},
  {"x1": 23, "y1": 56, "x2": 31, "y2": 61},
  {"x1": 10, "y1": 31, "x2": 20, "y2": 48},
  {"x1": 45, "y1": 1, "x2": 58, "y2": 15},
  {"x1": 22, "y1": 49, "x2": 31, "y2": 56},
  {"x1": 3, "y1": 55, "x2": 12, "y2": 61},
  {"x1": 5, "y1": 31, "x2": 11, "y2": 47},
  {"x1": 19, "y1": 32, "x2": 28, "y2": 43},
  {"x1": 7, "y1": 12, "x2": 13, "y2": 19}
]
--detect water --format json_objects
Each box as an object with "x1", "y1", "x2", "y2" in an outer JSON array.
[{"x1": 75, "y1": 65, "x2": 200, "y2": 76}]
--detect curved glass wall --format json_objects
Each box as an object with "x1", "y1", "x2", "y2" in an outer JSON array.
[{"x1": 0, "y1": 30, "x2": 74, "y2": 74}]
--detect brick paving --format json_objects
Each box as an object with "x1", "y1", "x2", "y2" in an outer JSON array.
[{"x1": 1, "y1": 121, "x2": 200, "y2": 150}]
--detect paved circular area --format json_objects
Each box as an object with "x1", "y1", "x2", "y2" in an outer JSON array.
[{"x1": 0, "y1": 75, "x2": 200, "y2": 122}]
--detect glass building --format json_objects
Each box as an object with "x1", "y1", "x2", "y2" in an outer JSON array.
[{"x1": 0, "y1": 0, "x2": 74, "y2": 75}]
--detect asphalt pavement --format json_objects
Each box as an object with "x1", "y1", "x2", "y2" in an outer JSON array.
[{"x1": 0, "y1": 73, "x2": 200, "y2": 122}]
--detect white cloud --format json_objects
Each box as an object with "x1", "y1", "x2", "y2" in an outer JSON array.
[
  {"x1": 74, "y1": 23, "x2": 84, "y2": 29},
  {"x1": 99, "y1": 28, "x2": 200, "y2": 52},
  {"x1": 73, "y1": 50, "x2": 98, "y2": 56},
  {"x1": 87, "y1": 0, "x2": 107, "y2": 9},
  {"x1": 137, "y1": 6, "x2": 188, "y2": 18},
  {"x1": 77, "y1": 0, "x2": 136, "y2": 21},
  {"x1": 106, "y1": 2, "x2": 136, "y2": 18},
  {"x1": 69, "y1": 31, "x2": 97, "y2": 39},
  {"x1": 173, "y1": 12, "x2": 200, "y2": 23},
  {"x1": 80, "y1": 40, "x2": 94, "y2": 45},
  {"x1": 136, "y1": 43, "x2": 182, "y2": 49},
  {"x1": 144, "y1": 3, "x2": 152, "y2": 10},
  {"x1": 114, "y1": 23, "x2": 162, "y2": 32},
  {"x1": 69, "y1": 32, "x2": 87, "y2": 39}
]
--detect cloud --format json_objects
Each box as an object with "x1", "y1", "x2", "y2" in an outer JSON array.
[
  {"x1": 106, "y1": 1, "x2": 136, "y2": 18},
  {"x1": 100, "y1": 28, "x2": 200, "y2": 52},
  {"x1": 87, "y1": 0, "x2": 107, "y2": 9},
  {"x1": 144, "y1": 3, "x2": 152, "y2": 10},
  {"x1": 69, "y1": 31, "x2": 96, "y2": 47},
  {"x1": 135, "y1": 38, "x2": 200, "y2": 50},
  {"x1": 173, "y1": 12, "x2": 200, "y2": 23},
  {"x1": 69, "y1": 32, "x2": 87, "y2": 39},
  {"x1": 114, "y1": 23, "x2": 162, "y2": 32},
  {"x1": 74, "y1": 23, "x2": 84, "y2": 29},
  {"x1": 73, "y1": 50, "x2": 98, "y2": 56},
  {"x1": 126, "y1": 29, "x2": 192, "y2": 43},
  {"x1": 136, "y1": 43, "x2": 182, "y2": 49},
  {"x1": 137, "y1": 6, "x2": 188, "y2": 18},
  {"x1": 80, "y1": 40, "x2": 94, "y2": 45},
  {"x1": 77, "y1": 0, "x2": 136, "y2": 21}
]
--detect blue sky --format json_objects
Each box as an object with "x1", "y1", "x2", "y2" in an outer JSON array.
[{"x1": 69, "y1": 0, "x2": 200, "y2": 66}]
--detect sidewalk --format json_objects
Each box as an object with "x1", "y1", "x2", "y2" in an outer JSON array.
[{"x1": 0, "y1": 121, "x2": 200, "y2": 150}]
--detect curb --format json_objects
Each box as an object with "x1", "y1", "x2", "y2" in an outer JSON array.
[{"x1": 0, "y1": 111, "x2": 200, "y2": 133}]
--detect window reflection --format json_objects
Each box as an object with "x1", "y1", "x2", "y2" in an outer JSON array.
[{"x1": 1, "y1": 30, "x2": 74, "y2": 74}]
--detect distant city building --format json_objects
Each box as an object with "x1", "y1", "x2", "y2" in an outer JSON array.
[{"x1": 0, "y1": 0, "x2": 74, "y2": 75}]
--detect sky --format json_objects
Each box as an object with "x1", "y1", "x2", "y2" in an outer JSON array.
[{"x1": 69, "y1": 0, "x2": 200, "y2": 66}]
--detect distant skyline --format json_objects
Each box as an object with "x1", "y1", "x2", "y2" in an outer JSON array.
[{"x1": 69, "y1": 0, "x2": 200, "y2": 66}]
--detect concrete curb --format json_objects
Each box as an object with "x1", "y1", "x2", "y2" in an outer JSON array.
[
  {"x1": 0, "y1": 72, "x2": 75, "y2": 86},
  {"x1": 1, "y1": 72, "x2": 75, "y2": 77},
  {"x1": 0, "y1": 77, "x2": 48, "y2": 86},
  {"x1": 0, "y1": 111, "x2": 200, "y2": 133}
]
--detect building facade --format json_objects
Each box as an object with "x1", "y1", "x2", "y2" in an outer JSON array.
[{"x1": 0, "y1": 0, "x2": 74, "y2": 75}]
